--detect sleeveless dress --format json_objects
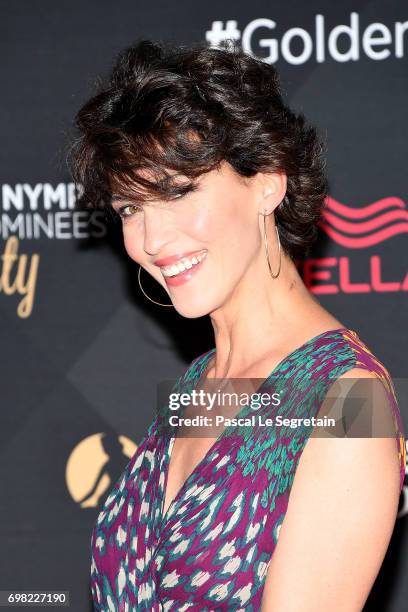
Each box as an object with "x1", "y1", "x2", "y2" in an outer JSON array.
[{"x1": 90, "y1": 328, "x2": 406, "y2": 611}]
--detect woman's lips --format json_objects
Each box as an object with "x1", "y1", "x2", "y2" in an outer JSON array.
[
  {"x1": 161, "y1": 253, "x2": 207, "y2": 286},
  {"x1": 154, "y1": 249, "x2": 206, "y2": 267}
]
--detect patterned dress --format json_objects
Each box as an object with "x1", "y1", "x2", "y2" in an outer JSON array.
[{"x1": 90, "y1": 327, "x2": 406, "y2": 611}]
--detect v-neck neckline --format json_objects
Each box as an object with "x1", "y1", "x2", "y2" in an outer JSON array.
[{"x1": 159, "y1": 326, "x2": 354, "y2": 523}]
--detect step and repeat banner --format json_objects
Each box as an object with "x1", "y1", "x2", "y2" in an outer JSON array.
[{"x1": 1, "y1": 1, "x2": 407, "y2": 610}]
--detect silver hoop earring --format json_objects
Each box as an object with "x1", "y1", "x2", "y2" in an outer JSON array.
[
  {"x1": 263, "y1": 213, "x2": 281, "y2": 279},
  {"x1": 138, "y1": 265, "x2": 174, "y2": 307}
]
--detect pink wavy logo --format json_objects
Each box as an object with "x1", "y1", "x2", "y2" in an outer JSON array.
[{"x1": 319, "y1": 197, "x2": 408, "y2": 248}]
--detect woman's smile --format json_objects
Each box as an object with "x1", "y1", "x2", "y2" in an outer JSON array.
[{"x1": 159, "y1": 250, "x2": 208, "y2": 286}]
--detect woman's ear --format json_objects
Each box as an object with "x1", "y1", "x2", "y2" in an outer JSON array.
[{"x1": 256, "y1": 171, "x2": 287, "y2": 215}]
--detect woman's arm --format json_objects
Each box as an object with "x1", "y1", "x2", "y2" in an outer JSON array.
[{"x1": 260, "y1": 368, "x2": 401, "y2": 611}]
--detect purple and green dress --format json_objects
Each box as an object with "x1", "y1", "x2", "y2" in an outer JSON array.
[{"x1": 90, "y1": 328, "x2": 406, "y2": 610}]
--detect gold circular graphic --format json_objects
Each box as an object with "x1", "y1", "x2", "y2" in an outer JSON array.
[{"x1": 66, "y1": 433, "x2": 137, "y2": 508}]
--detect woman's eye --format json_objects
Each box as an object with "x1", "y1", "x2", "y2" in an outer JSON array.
[
  {"x1": 116, "y1": 204, "x2": 142, "y2": 219},
  {"x1": 114, "y1": 184, "x2": 198, "y2": 220}
]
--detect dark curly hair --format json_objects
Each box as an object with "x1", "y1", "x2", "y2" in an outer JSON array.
[{"x1": 68, "y1": 39, "x2": 328, "y2": 261}]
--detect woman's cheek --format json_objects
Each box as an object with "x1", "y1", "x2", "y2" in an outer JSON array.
[
  {"x1": 123, "y1": 230, "x2": 143, "y2": 263},
  {"x1": 185, "y1": 200, "x2": 216, "y2": 240}
]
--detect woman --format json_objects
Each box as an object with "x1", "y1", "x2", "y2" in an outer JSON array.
[{"x1": 70, "y1": 39, "x2": 406, "y2": 611}]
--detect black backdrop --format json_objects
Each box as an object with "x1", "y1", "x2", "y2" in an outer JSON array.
[{"x1": 1, "y1": 1, "x2": 407, "y2": 610}]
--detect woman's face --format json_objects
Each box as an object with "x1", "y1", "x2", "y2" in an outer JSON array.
[{"x1": 111, "y1": 161, "x2": 274, "y2": 318}]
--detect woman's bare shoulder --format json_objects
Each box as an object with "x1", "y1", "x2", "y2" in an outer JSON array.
[{"x1": 260, "y1": 366, "x2": 402, "y2": 610}]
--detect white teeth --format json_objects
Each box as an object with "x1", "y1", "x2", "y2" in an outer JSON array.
[{"x1": 161, "y1": 251, "x2": 207, "y2": 277}]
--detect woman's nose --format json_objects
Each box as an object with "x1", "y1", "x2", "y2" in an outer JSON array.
[{"x1": 142, "y1": 205, "x2": 176, "y2": 257}]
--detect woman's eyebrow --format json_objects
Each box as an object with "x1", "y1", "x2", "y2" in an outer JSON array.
[{"x1": 110, "y1": 195, "x2": 131, "y2": 207}]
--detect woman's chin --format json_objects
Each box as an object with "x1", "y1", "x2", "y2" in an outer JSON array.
[{"x1": 170, "y1": 296, "x2": 213, "y2": 319}]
